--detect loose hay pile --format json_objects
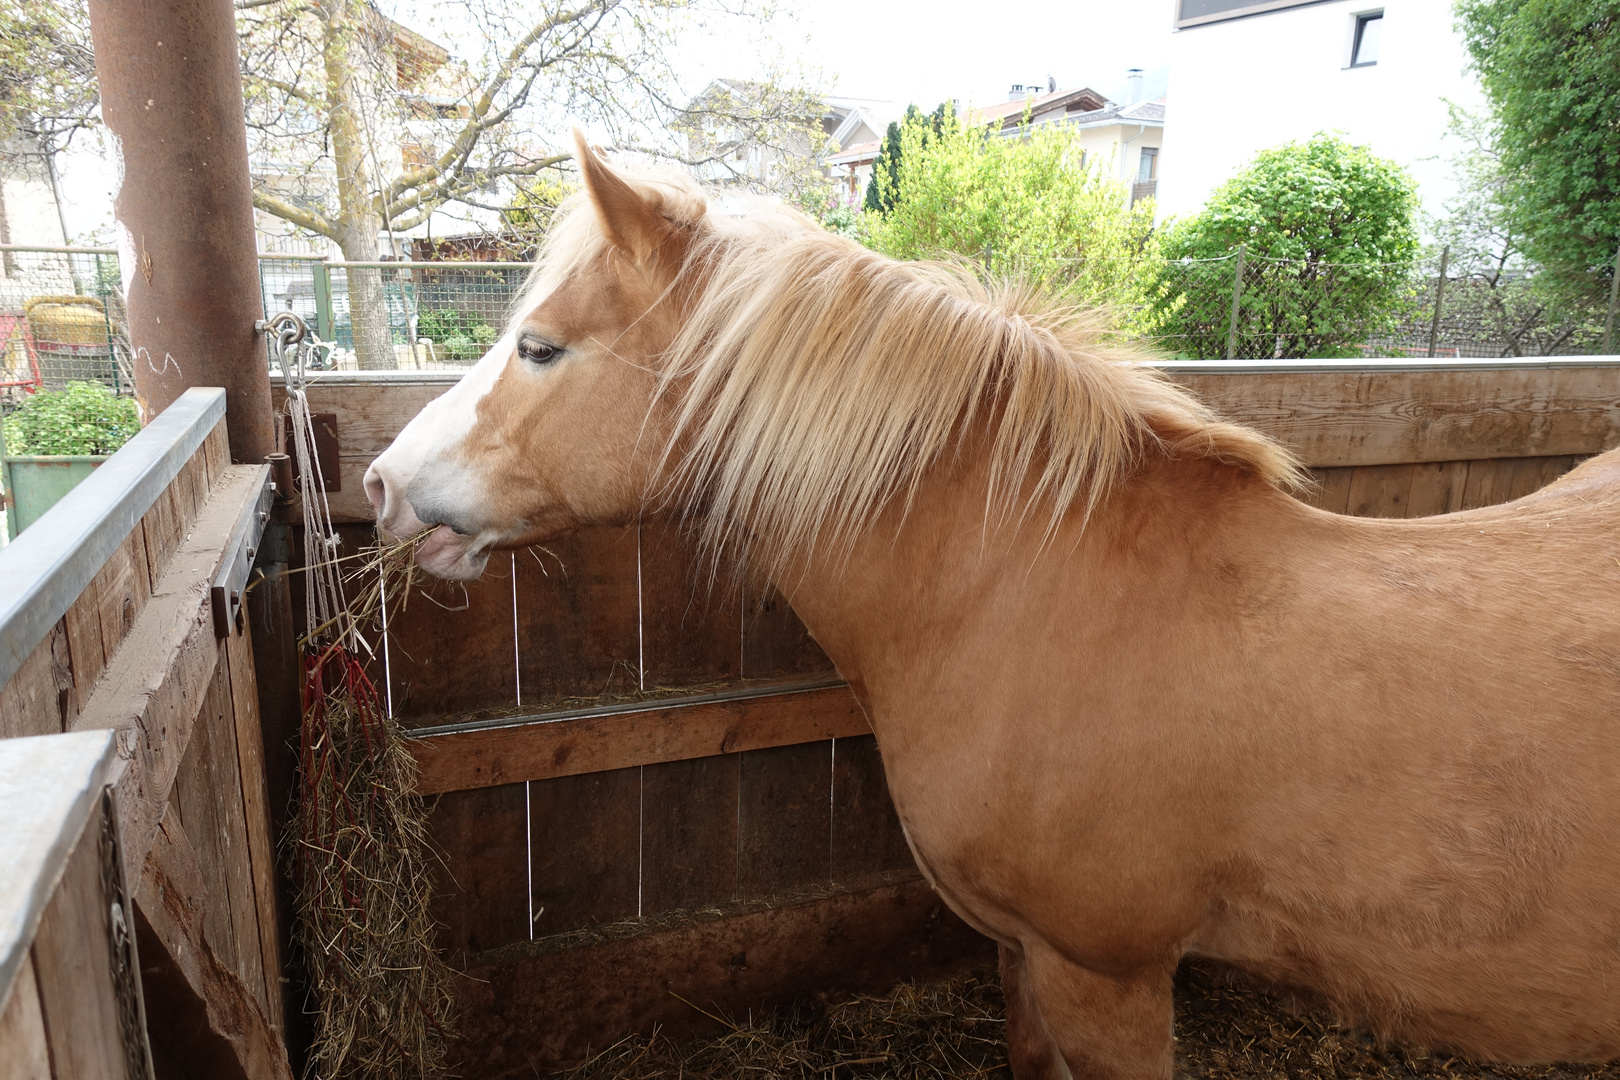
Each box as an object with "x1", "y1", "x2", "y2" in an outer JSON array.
[{"x1": 559, "y1": 962, "x2": 1620, "y2": 1080}]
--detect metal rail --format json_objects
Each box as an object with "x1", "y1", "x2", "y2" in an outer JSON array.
[{"x1": 0, "y1": 387, "x2": 225, "y2": 691}]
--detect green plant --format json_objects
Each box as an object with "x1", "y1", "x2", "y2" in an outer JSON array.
[
  {"x1": 1150, "y1": 133, "x2": 1420, "y2": 358},
  {"x1": 1456, "y1": 0, "x2": 1620, "y2": 302},
  {"x1": 2, "y1": 382, "x2": 140, "y2": 456},
  {"x1": 863, "y1": 103, "x2": 1159, "y2": 317},
  {"x1": 416, "y1": 308, "x2": 499, "y2": 362}
]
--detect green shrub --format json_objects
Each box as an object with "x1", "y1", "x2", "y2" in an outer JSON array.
[
  {"x1": 3, "y1": 382, "x2": 141, "y2": 456},
  {"x1": 1149, "y1": 134, "x2": 1421, "y2": 359},
  {"x1": 417, "y1": 308, "x2": 499, "y2": 361}
]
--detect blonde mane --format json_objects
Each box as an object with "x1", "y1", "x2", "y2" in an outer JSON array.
[{"x1": 519, "y1": 169, "x2": 1303, "y2": 577}]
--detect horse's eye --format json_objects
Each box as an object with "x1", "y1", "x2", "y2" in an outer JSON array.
[{"x1": 518, "y1": 337, "x2": 560, "y2": 365}]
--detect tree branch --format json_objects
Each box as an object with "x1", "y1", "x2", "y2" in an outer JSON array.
[
  {"x1": 252, "y1": 188, "x2": 338, "y2": 239},
  {"x1": 383, "y1": 155, "x2": 569, "y2": 230}
]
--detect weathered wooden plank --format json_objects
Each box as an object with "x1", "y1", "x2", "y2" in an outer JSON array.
[
  {"x1": 31, "y1": 814, "x2": 124, "y2": 1080},
  {"x1": 737, "y1": 742, "x2": 831, "y2": 897},
  {"x1": 1299, "y1": 467, "x2": 1354, "y2": 514},
  {"x1": 528, "y1": 767, "x2": 640, "y2": 937},
  {"x1": 637, "y1": 516, "x2": 742, "y2": 689},
  {"x1": 222, "y1": 624, "x2": 284, "y2": 1033},
  {"x1": 427, "y1": 785, "x2": 531, "y2": 962},
  {"x1": 640, "y1": 754, "x2": 739, "y2": 913},
  {"x1": 62, "y1": 586, "x2": 105, "y2": 720},
  {"x1": 90, "y1": 526, "x2": 150, "y2": 671},
  {"x1": 1171, "y1": 365, "x2": 1620, "y2": 467},
  {"x1": 0, "y1": 953, "x2": 50, "y2": 1080},
  {"x1": 0, "y1": 622, "x2": 71, "y2": 738},
  {"x1": 1345, "y1": 463, "x2": 1416, "y2": 519},
  {"x1": 135, "y1": 805, "x2": 293, "y2": 1080},
  {"x1": 831, "y1": 734, "x2": 915, "y2": 881},
  {"x1": 138, "y1": 483, "x2": 184, "y2": 593},
  {"x1": 1460, "y1": 458, "x2": 1516, "y2": 511},
  {"x1": 514, "y1": 526, "x2": 641, "y2": 708},
  {"x1": 450, "y1": 875, "x2": 994, "y2": 1077},
  {"x1": 173, "y1": 662, "x2": 246, "y2": 979},
  {"x1": 69, "y1": 465, "x2": 268, "y2": 885},
  {"x1": 411, "y1": 683, "x2": 867, "y2": 795},
  {"x1": 385, "y1": 558, "x2": 517, "y2": 723},
  {"x1": 1403, "y1": 460, "x2": 1471, "y2": 518},
  {"x1": 742, "y1": 583, "x2": 833, "y2": 681}
]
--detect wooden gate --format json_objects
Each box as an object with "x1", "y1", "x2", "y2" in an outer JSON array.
[
  {"x1": 284, "y1": 355, "x2": 1620, "y2": 1075},
  {"x1": 0, "y1": 387, "x2": 289, "y2": 1080}
]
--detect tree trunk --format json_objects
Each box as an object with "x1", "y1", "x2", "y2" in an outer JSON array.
[
  {"x1": 324, "y1": 0, "x2": 394, "y2": 371},
  {"x1": 337, "y1": 224, "x2": 394, "y2": 371}
]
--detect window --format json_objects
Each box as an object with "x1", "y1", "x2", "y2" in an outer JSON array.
[
  {"x1": 1138, "y1": 147, "x2": 1158, "y2": 182},
  {"x1": 1351, "y1": 12, "x2": 1383, "y2": 67}
]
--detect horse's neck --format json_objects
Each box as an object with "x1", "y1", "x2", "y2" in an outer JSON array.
[{"x1": 774, "y1": 450, "x2": 1307, "y2": 713}]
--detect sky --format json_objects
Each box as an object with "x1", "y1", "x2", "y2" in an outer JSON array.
[{"x1": 55, "y1": 0, "x2": 1176, "y2": 241}]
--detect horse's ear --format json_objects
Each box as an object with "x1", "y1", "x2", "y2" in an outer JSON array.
[{"x1": 573, "y1": 129, "x2": 676, "y2": 266}]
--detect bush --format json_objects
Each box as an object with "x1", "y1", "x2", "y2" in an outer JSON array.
[
  {"x1": 863, "y1": 103, "x2": 1159, "y2": 316},
  {"x1": 417, "y1": 308, "x2": 499, "y2": 362},
  {"x1": 3, "y1": 382, "x2": 141, "y2": 456},
  {"x1": 1150, "y1": 133, "x2": 1420, "y2": 359}
]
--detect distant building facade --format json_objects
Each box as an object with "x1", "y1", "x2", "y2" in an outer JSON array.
[{"x1": 1159, "y1": 0, "x2": 1486, "y2": 221}]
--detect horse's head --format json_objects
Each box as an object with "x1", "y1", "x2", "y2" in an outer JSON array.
[{"x1": 365, "y1": 136, "x2": 740, "y2": 579}]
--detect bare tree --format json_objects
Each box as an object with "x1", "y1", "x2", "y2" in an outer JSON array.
[{"x1": 236, "y1": 0, "x2": 826, "y2": 368}]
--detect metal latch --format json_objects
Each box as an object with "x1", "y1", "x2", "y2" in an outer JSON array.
[{"x1": 211, "y1": 465, "x2": 274, "y2": 637}]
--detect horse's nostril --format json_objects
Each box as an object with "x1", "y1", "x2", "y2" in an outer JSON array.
[{"x1": 364, "y1": 467, "x2": 387, "y2": 513}]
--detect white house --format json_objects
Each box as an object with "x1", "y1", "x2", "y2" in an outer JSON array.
[
  {"x1": 985, "y1": 79, "x2": 1166, "y2": 208},
  {"x1": 0, "y1": 135, "x2": 70, "y2": 252},
  {"x1": 1159, "y1": 0, "x2": 1487, "y2": 222}
]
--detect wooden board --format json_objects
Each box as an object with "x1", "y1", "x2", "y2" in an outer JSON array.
[
  {"x1": 831, "y1": 734, "x2": 915, "y2": 881},
  {"x1": 737, "y1": 742, "x2": 831, "y2": 896},
  {"x1": 427, "y1": 784, "x2": 531, "y2": 963},
  {"x1": 449, "y1": 875, "x2": 995, "y2": 1077},
  {"x1": 172, "y1": 661, "x2": 247, "y2": 980},
  {"x1": 31, "y1": 814, "x2": 126, "y2": 1080},
  {"x1": 0, "y1": 953, "x2": 50, "y2": 1080},
  {"x1": 286, "y1": 367, "x2": 1620, "y2": 523},
  {"x1": 1172, "y1": 364, "x2": 1620, "y2": 467},
  {"x1": 639, "y1": 754, "x2": 739, "y2": 913},
  {"x1": 637, "y1": 517, "x2": 742, "y2": 689},
  {"x1": 528, "y1": 766, "x2": 641, "y2": 937},
  {"x1": 514, "y1": 526, "x2": 641, "y2": 708},
  {"x1": 223, "y1": 625, "x2": 285, "y2": 1033},
  {"x1": 411, "y1": 682, "x2": 868, "y2": 795}
]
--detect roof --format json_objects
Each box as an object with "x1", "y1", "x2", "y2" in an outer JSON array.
[
  {"x1": 1060, "y1": 96, "x2": 1166, "y2": 130},
  {"x1": 826, "y1": 139, "x2": 881, "y2": 167},
  {"x1": 968, "y1": 87, "x2": 1111, "y2": 129}
]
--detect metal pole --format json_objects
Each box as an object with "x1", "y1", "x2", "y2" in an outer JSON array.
[
  {"x1": 86, "y1": 0, "x2": 274, "y2": 463},
  {"x1": 312, "y1": 260, "x2": 335, "y2": 341},
  {"x1": 1427, "y1": 244, "x2": 1450, "y2": 359},
  {"x1": 1604, "y1": 240, "x2": 1620, "y2": 355},
  {"x1": 1226, "y1": 244, "x2": 1246, "y2": 360}
]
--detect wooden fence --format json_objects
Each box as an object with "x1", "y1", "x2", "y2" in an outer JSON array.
[
  {"x1": 0, "y1": 388, "x2": 289, "y2": 1080},
  {"x1": 283, "y1": 355, "x2": 1620, "y2": 1076}
]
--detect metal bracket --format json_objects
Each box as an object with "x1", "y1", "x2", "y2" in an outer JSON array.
[{"x1": 211, "y1": 464, "x2": 274, "y2": 637}]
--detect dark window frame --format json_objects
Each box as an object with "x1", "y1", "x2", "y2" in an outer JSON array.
[{"x1": 1349, "y1": 11, "x2": 1383, "y2": 67}]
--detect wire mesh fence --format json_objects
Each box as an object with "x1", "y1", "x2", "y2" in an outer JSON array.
[
  {"x1": 0, "y1": 245, "x2": 1613, "y2": 395},
  {"x1": 1134, "y1": 247, "x2": 1618, "y2": 361},
  {"x1": 0, "y1": 246, "x2": 130, "y2": 405},
  {"x1": 258, "y1": 257, "x2": 530, "y2": 370}
]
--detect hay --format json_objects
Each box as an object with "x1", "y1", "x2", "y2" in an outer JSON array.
[
  {"x1": 557, "y1": 962, "x2": 1620, "y2": 1080},
  {"x1": 288, "y1": 536, "x2": 457, "y2": 1080}
]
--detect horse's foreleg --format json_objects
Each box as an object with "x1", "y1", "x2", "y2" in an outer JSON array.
[
  {"x1": 1021, "y1": 945, "x2": 1175, "y2": 1080},
  {"x1": 1001, "y1": 942, "x2": 1072, "y2": 1079}
]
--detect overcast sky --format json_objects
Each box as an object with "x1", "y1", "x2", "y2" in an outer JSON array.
[{"x1": 57, "y1": 0, "x2": 1176, "y2": 240}]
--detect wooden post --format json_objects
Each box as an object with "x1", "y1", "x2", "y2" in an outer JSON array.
[
  {"x1": 1427, "y1": 245, "x2": 1450, "y2": 359},
  {"x1": 86, "y1": 0, "x2": 275, "y2": 462},
  {"x1": 1226, "y1": 244, "x2": 1247, "y2": 360}
]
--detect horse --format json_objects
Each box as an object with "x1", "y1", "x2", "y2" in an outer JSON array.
[{"x1": 365, "y1": 136, "x2": 1620, "y2": 1079}]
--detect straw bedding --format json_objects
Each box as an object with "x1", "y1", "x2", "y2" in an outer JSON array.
[{"x1": 559, "y1": 961, "x2": 1620, "y2": 1080}]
